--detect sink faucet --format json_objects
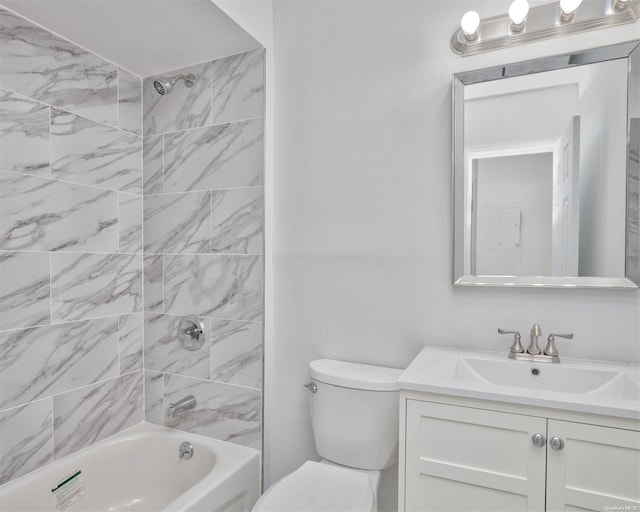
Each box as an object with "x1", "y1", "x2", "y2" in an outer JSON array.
[
  {"x1": 498, "y1": 325, "x2": 574, "y2": 363},
  {"x1": 167, "y1": 395, "x2": 197, "y2": 418},
  {"x1": 527, "y1": 323, "x2": 542, "y2": 355}
]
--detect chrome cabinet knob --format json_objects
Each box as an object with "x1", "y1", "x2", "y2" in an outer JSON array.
[
  {"x1": 550, "y1": 436, "x2": 565, "y2": 450},
  {"x1": 531, "y1": 433, "x2": 546, "y2": 447}
]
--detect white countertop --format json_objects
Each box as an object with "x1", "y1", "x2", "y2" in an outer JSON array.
[{"x1": 398, "y1": 346, "x2": 640, "y2": 420}]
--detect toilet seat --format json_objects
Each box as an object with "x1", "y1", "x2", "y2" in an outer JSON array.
[{"x1": 252, "y1": 461, "x2": 375, "y2": 511}]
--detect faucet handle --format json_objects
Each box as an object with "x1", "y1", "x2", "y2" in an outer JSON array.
[
  {"x1": 544, "y1": 333, "x2": 573, "y2": 357},
  {"x1": 498, "y1": 328, "x2": 524, "y2": 354}
]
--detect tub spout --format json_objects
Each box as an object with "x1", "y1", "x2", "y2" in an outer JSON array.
[{"x1": 167, "y1": 395, "x2": 196, "y2": 418}]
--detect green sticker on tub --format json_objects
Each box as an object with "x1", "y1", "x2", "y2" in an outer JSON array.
[{"x1": 51, "y1": 470, "x2": 86, "y2": 511}]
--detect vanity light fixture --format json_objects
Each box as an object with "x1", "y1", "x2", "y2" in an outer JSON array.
[
  {"x1": 451, "y1": 0, "x2": 639, "y2": 56},
  {"x1": 508, "y1": 0, "x2": 530, "y2": 32},
  {"x1": 613, "y1": 0, "x2": 631, "y2": 10}
]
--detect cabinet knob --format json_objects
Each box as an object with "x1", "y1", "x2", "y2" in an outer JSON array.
[
  {"x1": 549, "y1": 436, "x2": 565, "y2": 450},
  {"x1": 531, "y1": 433, "x2": 546, "y2": 447}
]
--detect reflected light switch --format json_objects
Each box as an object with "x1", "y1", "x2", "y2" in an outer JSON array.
[{"x1": 499, "y1": 207, "x2": 521, "y2": 246}]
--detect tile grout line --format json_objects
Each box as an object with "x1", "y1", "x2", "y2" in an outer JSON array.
[
  {"x1": 0, "y1": 168, "x2": 143, "y2": 196},
  {"x1": 0, "y1": 370, "x2": 141, "y2": 417}
]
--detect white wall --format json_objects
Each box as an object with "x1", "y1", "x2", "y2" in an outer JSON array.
[
  {"x1": 475, "y1": 153, "x2": 553, "y2": 275},
  {"x1": 270, "y1": 0, "x2": 640, "y2": 507}
]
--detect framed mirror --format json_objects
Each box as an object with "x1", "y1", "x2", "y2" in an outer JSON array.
[{"x1": 453, "y1": 41, "x2": 640, "y2": 288}]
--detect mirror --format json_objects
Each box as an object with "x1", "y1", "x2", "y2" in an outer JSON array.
[{"x1": 453, "y1": 41, "x2": 640, "y2": 288}]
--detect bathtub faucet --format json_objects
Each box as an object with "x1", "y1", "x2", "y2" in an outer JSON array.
[{"x1": 167, "y1": 395, "x2": 197, "y2": 418}]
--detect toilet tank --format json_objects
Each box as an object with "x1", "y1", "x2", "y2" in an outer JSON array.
[{"x1": 308, "y1": 359, "x2": 404, "y2": 470}]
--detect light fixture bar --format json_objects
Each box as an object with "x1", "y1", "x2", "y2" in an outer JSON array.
[{"x1": 451, "y1": 0, "x2": 639, "y2": 56}]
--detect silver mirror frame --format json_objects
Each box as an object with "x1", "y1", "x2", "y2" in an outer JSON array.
[{"x1": 452, "y1": 41, "x2": 640, "y2": 289}]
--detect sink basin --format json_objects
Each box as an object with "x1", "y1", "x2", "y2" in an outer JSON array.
[
  {"x1": 454, "y1": 357, "x2": 621, "y2": 394},
  {"x1": 397, "y1": 346, "x2": 640, "y2": 420}
]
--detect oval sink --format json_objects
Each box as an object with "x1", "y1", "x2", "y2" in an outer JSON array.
[{"x1": 454, "y1": 357, "x2": 621, "y2": 394}]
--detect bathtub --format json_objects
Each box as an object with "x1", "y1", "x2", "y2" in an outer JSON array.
[{"x1": 0, "y1": 422, "x2": 261, "y2": 511}]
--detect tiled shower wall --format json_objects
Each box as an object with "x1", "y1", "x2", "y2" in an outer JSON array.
[
  {"x1": 142, "y1": 50, "x2": 265, "y2": 450},
  {"x1": 0, "y1": 8, "x2": 144, "y2": 485}
]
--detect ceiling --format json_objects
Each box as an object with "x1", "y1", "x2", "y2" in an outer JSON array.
[{"x1": 0, "y1": 0, "x2": 261, "y2": 77}]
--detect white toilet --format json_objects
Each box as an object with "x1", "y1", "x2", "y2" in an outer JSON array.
[{"x1": 253, "y1": 359, "x2": 404, "y2": 511}]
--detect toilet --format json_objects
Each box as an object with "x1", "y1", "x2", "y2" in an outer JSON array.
[{"x1": 253, "y1": 359, "x2": 404, "y2": 511}]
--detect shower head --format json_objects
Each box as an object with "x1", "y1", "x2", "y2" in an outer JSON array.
[{"x1": 153, "y1": 73, "x2": 196, "y2": 96}]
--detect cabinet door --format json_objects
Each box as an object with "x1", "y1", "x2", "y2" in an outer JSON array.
[
  {"x1": 404, "y1": 400, "x2": 547, "y2": 512},
  {"x1": 546, "y1": 420, "x2": 640, "y2": 511}
]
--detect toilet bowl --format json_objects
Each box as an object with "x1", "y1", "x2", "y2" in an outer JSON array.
[{"x1": 253, "y1": 359, "x2": 403, "y2": 511}]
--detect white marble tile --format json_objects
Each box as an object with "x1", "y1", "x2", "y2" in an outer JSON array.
[
  {"x1": 0, "y1": 318, "x2": 118, "y2": 410},
  {"x1": 0, "y1": 88, "x2": 49, "y2": 175},
  {"x1": 119, "y1": 313, "x2": 143, "y2": 374},
  {"x1": 144, "y1": 313, "x2": 210, "y2": 379},
  {"x1": 51, "y1": 253, "x2": 142, "y2": 322},
  {"x1": 211, "y1": 50, "x2": 265, "y2": 125},
  {"x1": 0, "y1": 9, "x2": 117, "y2": 126},
  {"x1": 164, "y1": 375, "x2": 261, "y2": 449},
  {"x1": 118, "y1": 68, "x2": 142, "y2": 136},
  {"x1": 627, "y1": 119, "x2": 639, "y2": 284},
  {"x1": 211, "y1": 188, "x2": 263, "y2": 254},
  {"x1": 53, "y1": 371, "x2": 143, "y2": 458},
  {"x1": 164, "y1": 255, "x2": 263, "y2": 322},
  {"x1": 211, "y1": 319, "x2": 262, "y2": 389},
  {"x1": 143, "y1": 61, "x2": 212, "y2": 136},
  {"x1": 143, "y1": 135, "x2": 163, "y2": 195},
  {"x1": 144, "y1": 192, "x2": 211, "y2": 254},
  {"x1": 144, "y1": 255, "x2": 163, "y2": 312},
  {"x1": 0, "y1": 251, "x2": 50, "y2": 330},
  {"x1": 163, "y1": 119, "x2": 263, "y2": 193},
  {"x1": 144, "y1": 369, "x2": 164, "y2": 426},
  {"x1": 0, "y1": 171, "x2": 118, "y2": 252},
  {"x1": 119, "y1": 193, "x2": 143, "y2": 253},
  {"x1": 51, "y1": 109, "x2": 142, "y2": 193},
  {"x1": 0, "y1": 398, "x2": 53, "y2": 485}
]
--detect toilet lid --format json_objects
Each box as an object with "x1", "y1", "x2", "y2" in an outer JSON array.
[{"x1": 252, "y1": 461, "x2": 375, "y2": 512}]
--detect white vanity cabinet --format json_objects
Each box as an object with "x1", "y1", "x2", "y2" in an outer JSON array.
[{"x1": 399, "y1": 394, "x2": 640, "y2": 512}]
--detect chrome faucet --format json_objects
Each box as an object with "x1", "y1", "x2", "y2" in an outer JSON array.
[
  {"x1": 499, "y1": 325, "x2": 573, "y2": 363},
  {"x1": 167, "y1": 395, "x2": 197, "y2": 418}
]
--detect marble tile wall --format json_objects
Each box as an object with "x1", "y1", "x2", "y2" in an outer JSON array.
[
  {"x1": 627, "y1": 119, "x2": 639, "y2": 284},
  {"x1": 0, "y1": 8, "x2": 144, "y2": 486},
  {"x1": 142, "y1": 49, "x2": 265, "y2": 451}
]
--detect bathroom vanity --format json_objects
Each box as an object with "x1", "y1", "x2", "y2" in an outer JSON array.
[{"x1": 397, "y1": 347, "x2": 640, "y2": 511}]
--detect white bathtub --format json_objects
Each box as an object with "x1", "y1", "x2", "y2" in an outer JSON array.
[{"x1": 0, "y1": 423, "x2": 261, "y2": 512}]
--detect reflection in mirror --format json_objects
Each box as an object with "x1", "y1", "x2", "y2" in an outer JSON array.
[{"x1": 453, "y1": 41, "x2": 640, "y2": 288}]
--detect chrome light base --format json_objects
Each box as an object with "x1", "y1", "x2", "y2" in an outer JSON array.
[{"x1": 451, "y1": 0, "x2": 639, "y2": 56}]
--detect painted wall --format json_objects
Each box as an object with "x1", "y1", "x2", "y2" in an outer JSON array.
[
  {"x1": 0, "y1": 7, "x2": 144, "y2": 485},
  {"x1": 475, "y1": 153, "x2": 553, "y2": 275},
  {"x1": 270, "y1": 0, "x2": 640, "y2": 507},
  {"x1": 140, "y1": 50, "x2": 266, "y2": 452}
]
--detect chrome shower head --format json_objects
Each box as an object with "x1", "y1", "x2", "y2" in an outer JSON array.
[{"x1": 153, "y1": 73, "x2": 196, "y2": 96}]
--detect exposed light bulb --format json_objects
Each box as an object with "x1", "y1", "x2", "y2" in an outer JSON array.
[
  {"x1": 508, "y1": 0, "x2": 530, "y2": 31},
  {"x1": 460, "y1": 11, "x2": 480, "y2": 41},
  {"x1": 560, "y1": 0, "x2": 582, "y2": 14},
  {"x1": 559, "y1": 0, "x2": 582, "y2": 21}
]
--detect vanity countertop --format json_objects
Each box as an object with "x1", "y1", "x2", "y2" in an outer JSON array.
[{"x1": 398, "y1": 346, "x2": 640, "y2": 420}]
